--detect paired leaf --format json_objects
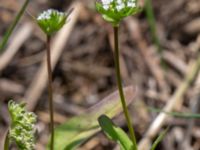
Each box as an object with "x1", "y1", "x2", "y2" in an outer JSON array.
[
  {"x1": 98, "y1": 115, "x2": 134, "y2": 150},
  {"x1": 49, "y1": 86, "x2": 135, "y2": 150}
]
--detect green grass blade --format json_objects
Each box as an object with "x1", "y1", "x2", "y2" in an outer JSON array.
[
  {"x1": 0, "y1": 0, "x2": 30, "y2": 52},
  {"x1": 98, "y1": 115, "x2": 134, "y2": 150},
  {"x1": 48, "y1": 86, "x2": 135, "y2": 150},
  {"x1": 144, "y1": 0, "x2": 161, "y2": 54},
  {"x1": 149, "y1": 107, "x2": 200, "y2": 118},
  {"x1": 150, "y1": 127, "x2": 169, "y2": 150}
]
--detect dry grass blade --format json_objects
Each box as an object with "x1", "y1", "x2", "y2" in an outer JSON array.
[
  {"x1": 0, "y1": 23, "x2": 33, "y2": 72},
  {"x1": 138, "y1": 53, "x2": 200, "y2": 150}
]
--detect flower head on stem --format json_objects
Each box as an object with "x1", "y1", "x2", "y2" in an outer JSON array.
[
  {"x1": 96, "y1": 0, "x2": 141, "y2": 26},
  {"x1": 96, "y1": 1, "x2": 141, "y2": 149},
  {"x1": 37, "y1": 9, "x2": 70, "y2": 35},
  {"x1": 36, "y1": 8, "x2": 72, "y2": 150}
]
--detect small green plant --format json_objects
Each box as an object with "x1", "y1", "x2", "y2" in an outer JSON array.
[
  {"x1": 0, "y1": 0, "x2": 30, "y2": 51},
  {"x1": 36, "y1": 9, "x2": 71, "y2": 150},
  {"x1": 96, "y1": 0, "x2": 141, "y2": 149},
  {"x1": 4, "y1": 100, "x2": 37, "y2": 150},
  {"x1": 95, "y1": 1, "x2": 170, "y2": 150}
]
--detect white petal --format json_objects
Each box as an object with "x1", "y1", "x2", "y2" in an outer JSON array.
[{"x1": 103, "y1": 4, "x2": 110, "y2": 10}]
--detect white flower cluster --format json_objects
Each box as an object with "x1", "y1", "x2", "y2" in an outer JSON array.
[
  {"x1": 101, "y1": 0, "x2": 136, "y2": 11},
  {"x1": 37, "y1": 9, "x2": 66, "y2": 21},
  {"x1": 8, "y1": 100, "x2": 37, "y2": 150}
]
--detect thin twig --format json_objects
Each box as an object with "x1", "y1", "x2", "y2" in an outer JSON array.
[{"x1": 0, "y1": 23, "x2": 33, "y2": 72}]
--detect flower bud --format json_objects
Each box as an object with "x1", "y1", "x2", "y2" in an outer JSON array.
[{"x1": 8, "y1": 100, "x2": 37, "y2": 150}]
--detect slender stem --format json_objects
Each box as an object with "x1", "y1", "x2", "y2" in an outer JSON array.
[
  {"x1": 0, "y1": 0, "x2": 30, "y2": 51},
  {"x1": 4, "y1": 130, "x2": 9, "y2": 150},
  {"x1": 46, "y1": 35, "x2": 54, "y2": 150},
  {"x1": 113, "y1": 26, "x2": 137, "y2": 150}
]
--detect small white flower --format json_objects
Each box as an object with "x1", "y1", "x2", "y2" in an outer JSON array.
[
  {"x1": 37, "y1": 9, "x2": 66, "y2": 21},
  {"x1": 117, "y1": 0, "x2": 122, "y2": 3},
  {"x1": 102, "y1": 0, "x2": 113, "y2": 5},
  {"x1": 116, "y1": 3, "x2": 125, "y2": 11},
  {"x1": 37, "y1": 9, "x2": 52, "y2": 20},
  {"x1": 127, "y1": 2, "x2": 136, "y2": 7},
  {"x1": 103, "y1": 4, "x2": 110, "y2": 10}
]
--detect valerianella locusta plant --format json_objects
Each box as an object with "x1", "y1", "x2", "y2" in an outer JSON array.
[
  {"x1": 96, "y1": 1, "x2": 141, "y2": 149},
  {"x1": 37, "y1": 9, "x2": 68, "y2": 35},
  {"x1": 36, "y1": 8, "x2": 72, "y2": 150},
  {"x1": 8, "y1": 100, "x2": 37, "y2": 150},
  {"x1": 96, "y1": 0, "x2": 140, "y2": 26}
]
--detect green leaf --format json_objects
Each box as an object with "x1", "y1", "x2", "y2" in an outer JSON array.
[
  {"x1": 48, "y1": 86, "x2": 135, "y2": 150},
  {"x1": 150, "y1": 127, "x2": 169, "y2": 150},
  {"x1": 98, "y1": 115, "x2": 134, "y2": 150}
]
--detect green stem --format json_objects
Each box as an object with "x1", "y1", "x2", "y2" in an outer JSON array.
[
  {"x1": 46, "y1": 35, "x2": 54, "y2": 150},
  {"x1": 0, "y1": 0, "x2": 30, "y2": 52},
  {"x1": 113, "y1": 26, "x2": 137, "y2": 150},
  {"x1": 4, "y1": 130, "x2": 9, "y2": 150}
]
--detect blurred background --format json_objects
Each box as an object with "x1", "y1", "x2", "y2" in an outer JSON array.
[{"x1": 0, "y1": 0, "x2": 200, "y2": 149}]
